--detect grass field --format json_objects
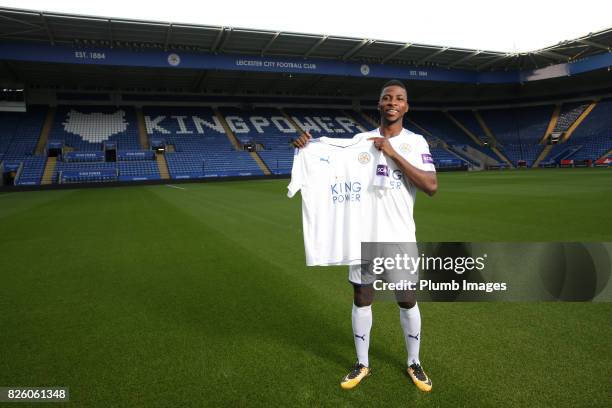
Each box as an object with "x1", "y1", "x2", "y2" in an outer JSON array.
[{"x1": 1, "y1": 168, "x2": 611, "y2": 407}]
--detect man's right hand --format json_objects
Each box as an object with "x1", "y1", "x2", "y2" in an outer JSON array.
[{"x1": 292, "y1": 132, "x2": 312, "y2": 148}]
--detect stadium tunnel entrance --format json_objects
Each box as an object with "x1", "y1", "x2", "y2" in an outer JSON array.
[{"x1": 104, "y1": 141, "x2": 117, "y2": 162}]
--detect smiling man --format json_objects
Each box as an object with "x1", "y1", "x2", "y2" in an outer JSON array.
[{"x1": 293, "y1": 80, "x2": 437, "y2": 392}]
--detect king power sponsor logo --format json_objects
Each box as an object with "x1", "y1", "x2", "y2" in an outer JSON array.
[{"x1": 330, "y1": 181, "x2": 362, "y2": 204}]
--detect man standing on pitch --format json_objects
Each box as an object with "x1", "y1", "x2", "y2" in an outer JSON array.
[{"x1": 293, "y1": 80, "x2": 437, "y2": 392}]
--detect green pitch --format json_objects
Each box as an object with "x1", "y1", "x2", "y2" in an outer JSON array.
[{"x1": 1, "y1": 168, "x2": 610, "y2": 407}]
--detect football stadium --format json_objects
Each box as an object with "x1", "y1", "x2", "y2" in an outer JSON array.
[{"x1": 1, "y1": 5, "x2": 611, "y2": 407}]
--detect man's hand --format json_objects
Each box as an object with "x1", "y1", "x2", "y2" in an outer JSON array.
[
  {"x1": 369, "y1": 137, "x2": 437, "y2": 196},
  {"x1": 292, "y1": 132, "x2": 312, "y2": 148},
  {"x1": 368, "y1": 137, "x2": 397, "y2": 159}
]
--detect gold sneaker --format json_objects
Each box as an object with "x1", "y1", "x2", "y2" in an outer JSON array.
[{"x1": 340, "y1": 362, "x2": 371, "y2": 390}]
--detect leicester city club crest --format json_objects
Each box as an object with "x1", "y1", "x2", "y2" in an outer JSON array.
[
  {"x1": 167, "y1": 53, "x2": 181, "y2": 66},
  {"x1": 358, "y1": 152, "x2": 371, "y2": 164},
  {"x1": 399, "y1": 143, "x2": 411, "y2": 153}
]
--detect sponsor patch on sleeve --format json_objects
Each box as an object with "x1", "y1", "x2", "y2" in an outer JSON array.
[
  {"x1": 421, "y1": 153, "x2": 434, "y2": 164},
  {"x1": 376, "y1": 164, "x2": 389, "y2": 176}
]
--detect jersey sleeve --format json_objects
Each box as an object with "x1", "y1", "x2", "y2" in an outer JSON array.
[
  {"x1": 411, "y1": 138, "x2": 436, "y2": 172},
  {"x1": 287, "y1": 148, "x2": 306, "y2": 197}
]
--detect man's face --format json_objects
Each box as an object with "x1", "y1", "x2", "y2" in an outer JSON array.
[{"x1": 378, "y1": 85, "x2": 409, "y2": 124}]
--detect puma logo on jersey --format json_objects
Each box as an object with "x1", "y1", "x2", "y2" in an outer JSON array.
[
  {"x1": 408, "y1": 332, "x2": 420, "y2": 341},
  {"x1": 355, "y1": 334, "x2": 366, "y2": 342}
]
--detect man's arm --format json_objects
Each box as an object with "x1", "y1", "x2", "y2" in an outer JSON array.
[
  {"x1": 369, "y1": 137, "x2": 438, "y2": 196},
  {"x1": 292, "y1": 132, "x2": 312, "y2": 148},
  {"x1": 389, "y1": 153, "x2": 438, "y2": 197}
]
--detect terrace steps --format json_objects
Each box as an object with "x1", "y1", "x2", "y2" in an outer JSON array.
[
  {"x1": 340, "y1": 110, "x2": 369, "y2": 132},
  {"x1": 540, "y1": 105, "x2": 561, "y2": 144},
  {"x1": 444, "y1": 111, "x2": 483, "y2": 146},
  {"x1": 360, "y1": 111, "x2": 378, "y2": 128},
  {"x1": 406, "y1": 118, "x2": 434, "y2": 139},
  {"x1": 474, "y1": 111, "x2": 513, "y2": 167},
  {"x1": 490, "y1": 146, "x2": 513, "y2": 168},
  {"x1": 444, "y1": 146, "x2": 473, "y2": 167},
  {"x1": 279, "y1": 108, "x2": 306, "y2": 135},
  {"x1": 474, "y1": 110, "x2": 501, "y2": 145},
  {"x1": 532, "y1": 145, "x2": 553, "y2": 168},
  {"x1": 598, "y1": 148, "x2": 612, "y2": 160},
  {"x1": 214, "y1": 108, "x2": 241, "y2": 150},
  {"x1": 41, "y1": 156, "x2": 57, "y2": 185},
  {"x1": 214, "y1": 109, "x2": 271, "y2": 175},
  {"x1": 35, "y1": 107, "x2": 56, "y2": 155},
  {"x1": 155, "y1": 153, "x2": 170, "y2": 180},
  {"x1": 562, "y1": 100, "x2": 598, "y2": 142},
  {"x1": 249, "y1": 151, "x2": 271, "y2": 175},
  {"x1": 135, "y1": 107, "x2": 150, "y2": 149}
]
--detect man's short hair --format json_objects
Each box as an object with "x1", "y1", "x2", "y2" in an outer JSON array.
[{"x1": 381, "y1": 79, "x2": 407, "y2": 92}]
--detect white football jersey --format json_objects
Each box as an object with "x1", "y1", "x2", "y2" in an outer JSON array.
[
  {"x1": 288, "y1": 136, "x2": 389, "y2": 266},
  {"x1": 288, "y1": 129, "x2": 435, "y2": 266},
  {"x1": 353, "y1": 128, "x2": 436, "y2": 242}
]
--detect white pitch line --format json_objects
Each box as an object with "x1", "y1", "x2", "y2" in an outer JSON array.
[{"x1": 166, "y1": 184, "x2": 186, "y2": 190}]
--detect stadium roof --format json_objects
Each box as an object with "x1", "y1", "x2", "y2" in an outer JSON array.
[
  {"x1": 1, "y1": 7, "x2": 611, "y2": 71},
  {"x1": 1, "y1": 7, "x2": 611, "y2": 103}
]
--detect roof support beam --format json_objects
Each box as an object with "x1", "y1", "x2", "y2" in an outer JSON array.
[
  {"x1": 261, "y1": 32, "x2": 280, "y2": 56},
  {"x1": 417, "y1": 47, "x2": 449, "y2": 65},
  {"x1": 343, "y1": 39, "x2": 373, "y2": 61},
  {"x1": 108, "y1": 19, "x2": 113, "y2": 48},
  {"x1": 448, "y1": 50, "x2": 482, "y2": 68},
  {"x1": 0, "y1": 28, "x2": 42, "y2": 38},
  {"x1": 304, "y1": 35, "x2": 328, "y2": 58},
  {"x1": 217, "y1": 28, "x2": 233, "y2": 52},
  {"x1": 210, "y1": 27, "x2": 226, "y2": 53},
  {"x1": 538, "y1": 50, "x2": 569, "y2": 61},
  {"x1": 193, "y1": 70, "x2": 208, "y2": 92},
  {"x1": 381, "y1": 43, "x2": 412, "y2": 63},
  {"x1": 527, "y1": 53, "x2": 539, "y2": 69},
  {"x1": 164, "y1": 23, "x2": 173, "y2": 51},
  {"x1": 0, "y1": 13, "x2": 41, "y2": 28},
  {"x1": 571, "y1": 48, "x2": 590, "y2": 60},
  {"x1": 577, "y1": 39, "x2": 609, "y2": 51},
  {"x1": 40, "y1": 13, "x2": 54, "y2": 45},
  {"x1": 476, "y1": 54, "x2": 514, "y2": 70}
]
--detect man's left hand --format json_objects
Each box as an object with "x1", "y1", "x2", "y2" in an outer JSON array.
[{"x1": 368, "y1": 137, "x2": 397, "y2": 159}]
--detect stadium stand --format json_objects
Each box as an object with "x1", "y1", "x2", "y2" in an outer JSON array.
[
  {"x1": 285, "y1": 108, "x2": 367, "y2": 138},
  {"x1": 2, "y1": 100, "x2": 610, "y2": 186},
  {"x1": 450, "y1": 111, "x2": 489, "y2": 144},
  {"x1": 16, "y1": 156, "x2": 46, "y2": 185},
  {"x1": 363, "y1": 109, "x2": 438, "y2": 144},
  {"x1": 0, "y1": 107, "x2": 45, "y2": 160},
  {"x1": 478, "y1": 106, "x2": 553, "y2": 166},
  {"x1": 540, "y1": 99, "x2": 612, "y2": 166},
  {"x1": 219, "y1": 107, "x2": 297, "y2": 174},
  {"x1": 563, "y1": 99, "x2": 612, "y2": 161},
  {"x1": 552, "y1": 102, "x2": 590, "y2": 135},
  {"x1": 143, "y1": 107, "x2": 263, "y2": 178},
  {"x1": 50, "y1": 106, "x2": 140, "y2": 151},
  {"x1": 1, "y1": 10, "x2": 611, "y2": 187},
  {"x1": 0, "y1": 107, "x2": 46, "y2": 185},
  {"x1": 408, "y1": 111, "x2": 466, "y2": 145}
]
